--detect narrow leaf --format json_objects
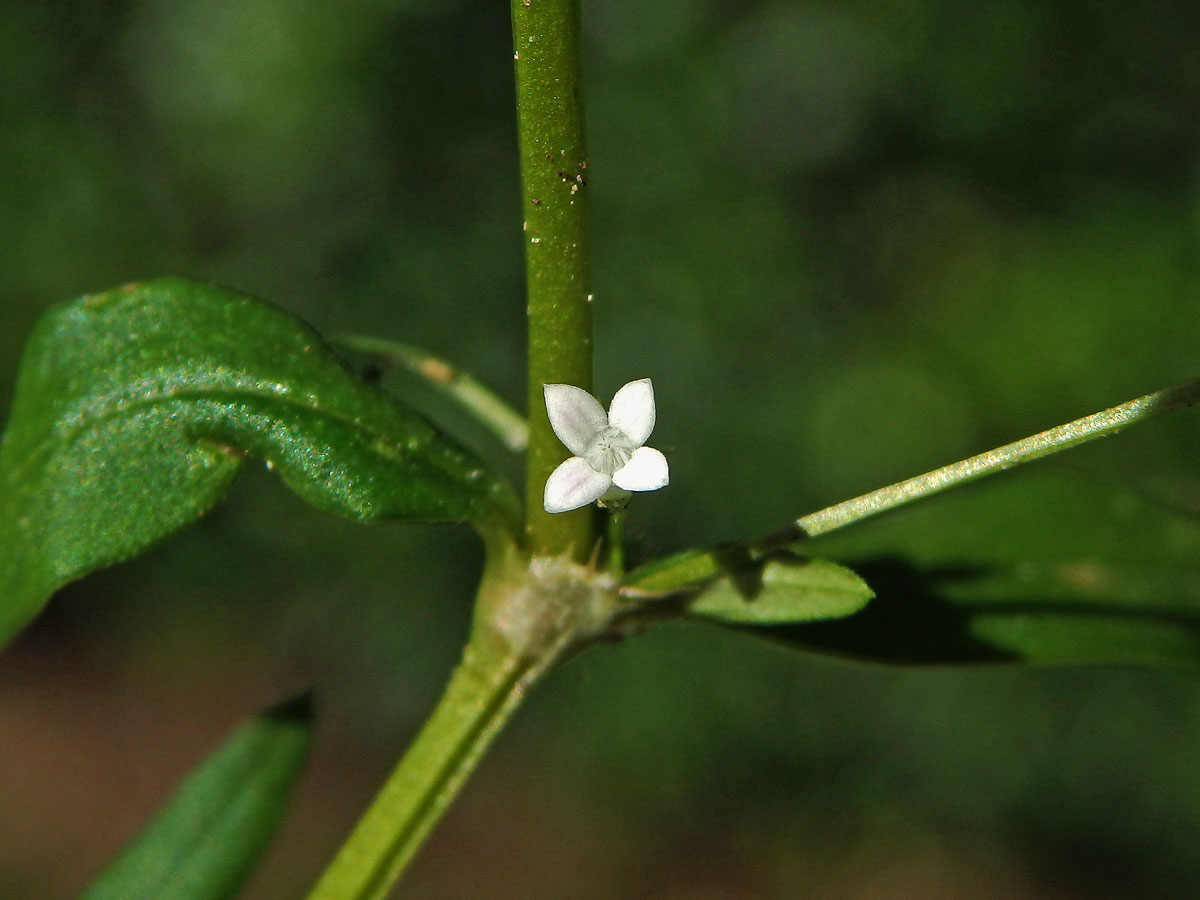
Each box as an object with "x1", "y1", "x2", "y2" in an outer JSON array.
[
  {"x1": 80, "y1": 693, "x2": 313, "y2": 900},
  {"x1": 621, "y1": 543, "x2": 749, "y2": 597},
  {"x1": 0, "y1": 279, "x2": 520, "y2": 648}
]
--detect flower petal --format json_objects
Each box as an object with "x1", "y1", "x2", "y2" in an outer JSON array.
[
  {"x1": 607, "y1": 378, "x2": 656, "y2": 446},
  {"x1": 544, "y1": 383, "x2": 608, "y2": 456},
  {"x1": 544, "y1": 457, "x2": 613, "y2": 513},
  {"x1": 612, "y1": 446, "x2": 669, "y2": 492}
]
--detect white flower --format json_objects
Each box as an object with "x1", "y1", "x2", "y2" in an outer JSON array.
[{"x1": 543, "y1": 378, "x2": 669, "y2": 513}]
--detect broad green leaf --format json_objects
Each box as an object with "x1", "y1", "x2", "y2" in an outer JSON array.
[
  {"x1": 0, "y1": 279, "x2": 520, "y2": 648},
  {"x1": 758, "y1": 470, "x2": 1200, "y2": 666},
  {"x1": 624, "y1": 547, "x2": 874, "y2": 625},
  {"x1": 80, "y1": 693, "x2": 312, "y2": 900}
]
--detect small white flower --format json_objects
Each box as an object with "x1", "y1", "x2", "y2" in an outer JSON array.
[{"x1": 543, "y1": 378, "x2": 669, "y2": 513}]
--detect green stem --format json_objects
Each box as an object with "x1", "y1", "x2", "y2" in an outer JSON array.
[
  {"x1": 332, "y1": 334, "x2": 528, "y2": 452},
  {"x1": 793, "y1": 378, "x2": 1200, "y2": 540},
  {"x1": 304, "y1": 540, "x2": 577, "y2": 900},
  {"x1": 303, "y1": 641, "x2": 529, "y2": 900},
  {"x1": 513, "y1": 0, "x2": 596, "y2": 558},
  {"x1": 305, "y1": 6, "x2": 601, "y2": 896},
  {"x1": 606, "y1": 509, "x2": 626, "y2": 575}
]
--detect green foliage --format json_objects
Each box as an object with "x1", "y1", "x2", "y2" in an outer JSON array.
[
  {"x1": 4, "y1": 1, "x2": 1200, "y2": 897},
  {"x1": 0, "y1": 279, "x2": 519, "y2": 649},
  {"x1": 686, "y1": 554, "x2": 873, "y2": 625},
  {"x1": 625, "y1": 547, "x2": 873, "y2": 624},
  {"x1": 80, "y1": 693, "x2": 313, "y2": 900},
  {"x1": 774, "y1": 471, "x2": 1200, "y2": 666}
]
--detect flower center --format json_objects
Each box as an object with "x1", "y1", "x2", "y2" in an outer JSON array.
[{"x1": 584, "y1": 426, "x2": 635, "y2": 475}]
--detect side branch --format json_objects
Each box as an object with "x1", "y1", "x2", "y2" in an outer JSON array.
[{"x1": 794, "y1": 378, "x2": 1200, "y2": 540}]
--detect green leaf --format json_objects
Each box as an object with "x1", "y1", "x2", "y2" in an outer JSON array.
[
  {"x1": 624, "y1": 547, "x2": 874, "y2": 625},
  {"x1": 761, "y1": 470, "x2": 1200, "y2": 666},
  {"x1": 0, "y1": 279, "x2": 520, "y2": 648},
  {"x1": 622, "y1": 544, "x2": 746, "y2": 596},
  {"x1": 79, "y1": 693, "x2": 313, "y2": 900},
  {"x1": 687, "y1": 554, "x2": 874, "y2": 625}
]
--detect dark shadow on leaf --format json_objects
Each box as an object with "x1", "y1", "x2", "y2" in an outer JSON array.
[
  {"x1": 759, "y1": 556, "x2": 1017, "y2": 663},
  {"x1": 715, "y1": 543, "x2": 770, "y2": 601},
  {"x1": 740, "y1": 555, "x2": 1200, "y2": 665}
]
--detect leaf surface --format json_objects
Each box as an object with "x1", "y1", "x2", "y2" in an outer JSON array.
[
  {"x1": 0, "y1": 279, "x2": 519, "y2": 648},
  {"x1": 625, "y1": 547, "x2": 873, "y2": 625},
  {"x1": 687, "y1": 555, "x2": 874, "y2": 625}
]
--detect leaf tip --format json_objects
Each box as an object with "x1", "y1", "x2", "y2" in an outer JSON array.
[{"x1": 265, "y1": 689, "x2": 316, "y2": 725}]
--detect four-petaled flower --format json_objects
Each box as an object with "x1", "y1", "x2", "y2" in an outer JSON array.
[{"x1": 543, "y1": 378, "x2": 669, "y2": 513}]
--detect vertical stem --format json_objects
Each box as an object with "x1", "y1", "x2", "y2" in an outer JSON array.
[
  {"x1": 304, "y1": 534, "x2": 571, "y2": 900},
  {"x1": 305, "y1": 8, "x2": 602, "y2": 899},
  {"x1": 512, "y1": 0, "x2": 596, "y2": 558},
  {"x1": 303, "y1": 633, "x2": 533, "y2": 900}
]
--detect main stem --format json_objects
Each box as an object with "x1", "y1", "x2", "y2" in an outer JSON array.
[
  {"x1": 306, "y1": 7, "x2": 599, "y2": 897},
  {"x1": 513, "y1": 0, "x2": 596, "y2": 558},
  {"x1": 303, "y1": 632, "x2": 532, "y2": 900}
]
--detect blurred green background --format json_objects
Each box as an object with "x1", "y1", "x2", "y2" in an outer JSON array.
[{"x1": 4, "y1": 0, "x2": 1200, "y2": 897}]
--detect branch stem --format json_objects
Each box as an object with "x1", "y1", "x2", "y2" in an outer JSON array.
[
  {"x1": 793, "y1": 378, "x2": 1200, "y2": 540},
  {"x1": 332, "y1": 334, "x2": 528, "y2": 452}
]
